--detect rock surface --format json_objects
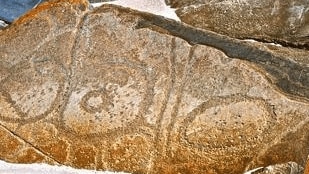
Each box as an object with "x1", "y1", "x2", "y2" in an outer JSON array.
[
  {"x1": 244, "y1": 162, "x2": 304, "y2": 174},
  {"x1": 0, "y1": 0, "x2": 309, "y2": 173},
  {"x1": 305, "y1": 158, "x2": 309, "y2": 174},
  {"x1": 167, "y1": 0, "x2": 309, "y2": 49}
]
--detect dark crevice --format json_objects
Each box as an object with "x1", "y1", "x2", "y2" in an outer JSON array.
[
  {"x1": 0, "y1": 122, "x2": 61, "y2": 164},
  {"x1": 240, "y1": 36, "x2": 309, "y2": 51},
  {"x1": 131, "y1": 10, "x2": 309, "y2": 101}
]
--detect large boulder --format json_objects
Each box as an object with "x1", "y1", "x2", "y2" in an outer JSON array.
[
  {"x1": 0, "y1": 0, "x2": 309, "y2": 173},
  {"x1": 167, "y1": 0, "x2": 309, "y2": 49}
]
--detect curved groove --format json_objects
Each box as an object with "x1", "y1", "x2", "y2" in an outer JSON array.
[{"x1": 132, "y1": 10, "x2": 309, "y2": 101}]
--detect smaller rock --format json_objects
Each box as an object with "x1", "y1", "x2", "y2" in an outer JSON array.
[
  {"x1": 245, "y1": 162, "x2": 304, "y2": 174},
  {"x1": 0, "y1": 20, "x2": 8, "y2": 29}
]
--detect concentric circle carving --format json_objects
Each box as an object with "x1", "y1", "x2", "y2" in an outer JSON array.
[
  {"x1": 61, "y1": 59, "x2": 156, "y2": 138},
  {"x1": 80, "y1": 89, "x2": 113, "y2": 114}
]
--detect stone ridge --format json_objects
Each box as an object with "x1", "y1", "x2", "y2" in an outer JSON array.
[
  {"x1": 130, "y1": 9, "x2": 309, "y2": 102},
  {"x1": 167, "y1": 0, "x2": 309, "y2": 50},
  {"x1": 0, "y1": 1, "x2": 309, "y2": 174}
]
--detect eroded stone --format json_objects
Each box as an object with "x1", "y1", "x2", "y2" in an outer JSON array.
[
  {"x1": 167, "y1": 0, "x2": 309, "y2": 49},
  {"x1": 0, "y1": 0, "x2": 309, "y2": 173}
]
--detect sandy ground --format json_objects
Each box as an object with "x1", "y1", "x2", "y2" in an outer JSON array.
[{"x1": 0, "y1": 160, "x2": 129, "y2": 174}]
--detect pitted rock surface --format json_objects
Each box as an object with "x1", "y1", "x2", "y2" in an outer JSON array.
[
  {"x1": 245, "y1": 162, "x2": 304, "y2": 174},
  {"x1": 167, "y1": 0, "x2": 309, "y2": 49},
  {"x1": 0, "y1": 0, "x2": 309, "y2": 173}
]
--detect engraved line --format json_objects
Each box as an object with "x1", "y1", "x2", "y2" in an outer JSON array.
[
  {"x1": 0, "y1": 122, "x2": 61, "y2": 164},
  {"x1": 135, "y1": 11, "x2": 309, "y2": 102},
  {"x1": 179, "y1": 95, "x2": 278, "y2": 151},
  {"x1": 246, "y1": 103, "x2": 309, "y2": 170},
  {"x1": 165, "y1": 45, "x2": 197, "y2": 154},
  {"x1": 0, "y1": 82, "x2": 64, "y2": 124},
  {"x1": 57, "y1": 11, "x2": 90, "y2": 131},
  {"x1": 147, "y1": 37, "x2": 176, "y2": 172}
]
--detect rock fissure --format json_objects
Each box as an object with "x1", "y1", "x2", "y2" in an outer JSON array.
[
  {"x1": 0, "y1": 122, "x2": 61, "y2": 165},
  {"x1": 132, "y1": 10, "x2": 309, "y2": 101},
  {"x1": 1, "y1": 1, "x2": 309, "y2": 173}
]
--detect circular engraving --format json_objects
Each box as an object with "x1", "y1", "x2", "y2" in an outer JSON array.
[
  {"x1": 62, "y1": 59, "x2": 155, "y2": 137},
  {"x1": 80, "y1": 90, "x2": 113, "y2": 114},
  {"x1": 180, "y1": 96, "x2": 276, "y2": 155},
  {"x1": 0, "y1": 58, "x2": 66, "y2": 123}
]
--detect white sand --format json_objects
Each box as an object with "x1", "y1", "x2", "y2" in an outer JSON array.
[
  {"x1": 91, "y1": 0, "x2": 180, "y2": 21},
  {"x1": 0, "y1": 160, "x2": 129, "y2": 174}
]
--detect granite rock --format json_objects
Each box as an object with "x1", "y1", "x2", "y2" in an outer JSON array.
[
  {"x1": 244, "y1": 162, "x2": 304, "y2": 174},
  {"x1": 0, "y1": 0, "x2": 309, "y2": 173},
  {"x1": 167, "y1": 0, "x2": 309, "y2": 49},
  {"x1": 305, "y1": 158, "x2": 309, "y2": 174}
]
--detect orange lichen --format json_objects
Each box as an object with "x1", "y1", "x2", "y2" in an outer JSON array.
[
  {"x1": 107, "y1": 136, "x2": 150, "y2": 172},
  {"x1": 40, "y1": 139, "x2": 69, "y2": 163},
  {"x1": 304, "y1": 158, "x2": 309, "y2": 174},
  {"x1": 16, "y1": 148, "x2": 45, "y2": 163},
  {"x1": 13, "y1": 0, "x2": 89, "y2": 25},
  {"x1": 0, "y1": 127, "x2": 23, "y2": 158},
  {"x1": 72, "y1": 146, "x2": 96, "y2": 168}
]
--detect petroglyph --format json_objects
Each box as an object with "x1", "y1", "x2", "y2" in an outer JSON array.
[{"x1": 0, "y1": 1, "x2": 309, "y2": 173}]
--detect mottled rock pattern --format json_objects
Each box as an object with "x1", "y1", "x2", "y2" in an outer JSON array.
[
  {"x1": 0, "y1": 0, "x2": 309, "y2": 173},
  {"x1": 245, "y1": 162, "x2": 303, "y2": 174},
  {"x1": 0, "y1": 125, "x2": 57, "y2": 164},
  {"x1": 305, "y1": 158, "x2": 309, "y2": 174},
  {"x1": 167, "y1": 0, "x2": 309, "y2": 49}
]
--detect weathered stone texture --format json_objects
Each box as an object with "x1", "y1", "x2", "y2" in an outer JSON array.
[
  {"x1": 0, "y1": 0, "x2": 309, "y2": 173},
  {"x1": 246, "y1": 162, "x2": 304, "y2": 174},
  {"x1": 167, "y1": 0, "x2": 309, "y2": 49},
  {"x1": 305, "y1": 158, "x2": 309, "y2": 174},
  {"x1": 0, "y1": 125, "x2": 56, "y2": 164}
]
